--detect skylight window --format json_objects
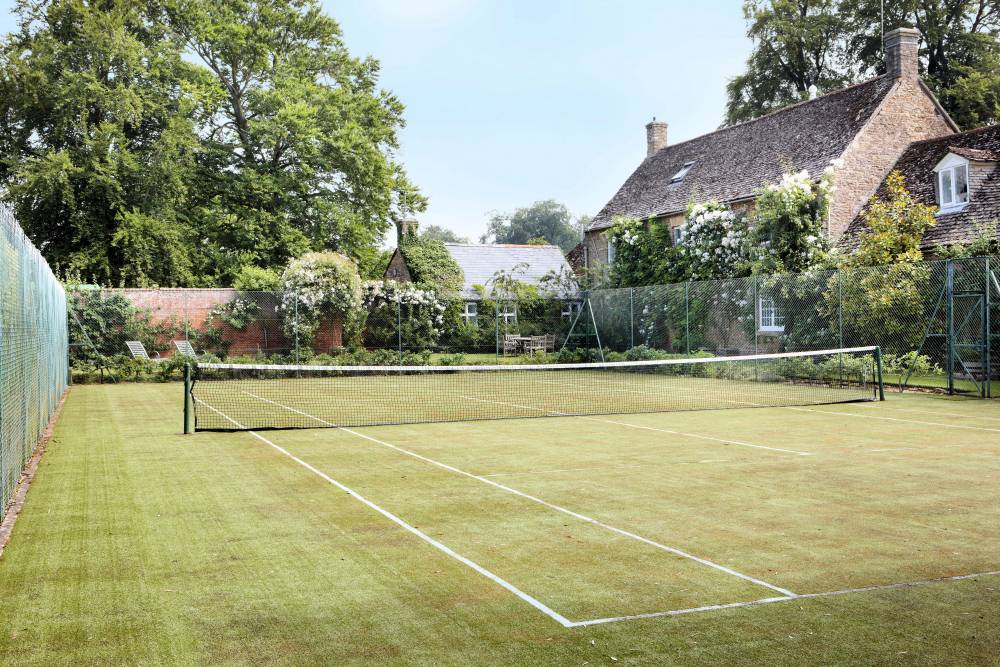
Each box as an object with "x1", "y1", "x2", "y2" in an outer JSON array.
[{"x1": 670, "y1": 162, "x2": 694, "y2": 184}]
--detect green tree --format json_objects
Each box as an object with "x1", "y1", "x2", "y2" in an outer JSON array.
[
  {"x1": 482, "y1": 200, "x2": 582, "y2": 251},
  {"x1": 727, "y1": 0, "x2": 1000, "y2": 129},
  {"x1": 830, "y1": 171, "x2": 938, "y2": 353},
  {"x1": 726, "y1": 0, "x2": 854, "y2": 125},
  {"x1": 420, "y1": 224, "x2": 467, "y2": 243},
  {"x1": 0, "y1": 0, "x2": 200, "y2": 286},
  {"x1": 168, "y1": 0, "x2": 426, "y2": 283}
]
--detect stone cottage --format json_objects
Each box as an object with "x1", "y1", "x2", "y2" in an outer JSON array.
[{"x1": 581, "y1": 27, "x2": 959, "y2": 268}]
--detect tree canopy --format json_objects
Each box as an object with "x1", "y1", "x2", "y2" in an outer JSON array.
[
  {"x1": 420, "y1": 224, "x2": 467, "y2": 243},
  {"x1": 481, "y1": 200, "x2": 584, "y2": 252},
  {"x1": 727, "y1": 0, "x2": 1000, "y2": 129},
  {"x1": 0, "y1": 0, "x2": 424, "y2": 286}
]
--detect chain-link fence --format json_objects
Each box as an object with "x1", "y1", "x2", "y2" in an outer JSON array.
[
  {"x1": 1, "y1": 209, "x2": 68, "y2": 519},
  {"x1": 585, "y1": 256, "x2": 1000, "y2": 396},
  {"x1": 66, "y1": 255, "x2": 1000, "y2": 396}
]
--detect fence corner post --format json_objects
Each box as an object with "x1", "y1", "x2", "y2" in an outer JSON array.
[{"x1": 874, "y1": 346, "x2": 886, "y2": 402}]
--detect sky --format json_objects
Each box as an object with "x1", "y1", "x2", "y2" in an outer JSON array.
[{"x1": 0, "y1": 0, "x2": 753, "y2": 244}]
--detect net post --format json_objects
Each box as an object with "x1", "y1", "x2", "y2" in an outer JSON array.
[
  {"x1": 874, "y1": 346, "x2": 885, "y2": 401},
  {"x1": 183, "y1": 362, "x2": 192, "y2": 434}
]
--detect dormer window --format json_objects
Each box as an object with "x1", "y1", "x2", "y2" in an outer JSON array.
[
  {"x1": 670, "y1": 162, "x2": 694, "y2": 184},
  {"x1": 934, "y1": 153, "x2": 970, "y2": 212}
]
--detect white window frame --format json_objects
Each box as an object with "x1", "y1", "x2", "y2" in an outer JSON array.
[
  {"x1": 561, "y1": 301, "x2": 581, "y2": 321},
  {"x1": 757, "y1": 296, "x2": 784, "y2": 333},
  {"x1": 461, "y1": 301, "x2": 477, "y2": 324},
  {"x1": 500, "y1": 303, "x2": 517, "y2": 324},
  {"x1": 934, "y1": 153, "x2": 970, "y2": 213},
  {"x1": 671, "y1": 226, "x2": 684, "y2": 246}
]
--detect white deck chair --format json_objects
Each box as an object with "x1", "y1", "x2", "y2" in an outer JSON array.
[
  {"x1": 173, "y1": 340, "x2": 198, "y2": 357},
  {"x1": 125, "y1": 341, "x2": 158, "y2": 360}
]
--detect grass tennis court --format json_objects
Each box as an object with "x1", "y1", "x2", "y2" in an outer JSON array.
[{"x1": 2, "y1": 382, "x2": 1000, "y2": 664}]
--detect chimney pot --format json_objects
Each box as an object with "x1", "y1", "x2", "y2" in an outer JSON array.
[
  {"x1": 884, "y1": 27, "x2": 920, "y2": 80},
  {"x1": 645, "y1": 118, "x2": 668, "y2": 157}
]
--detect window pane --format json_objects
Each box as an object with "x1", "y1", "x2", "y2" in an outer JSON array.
[
  {"x1": 956, "y1": 166, "x2": 969, "y2": 203},
  {"x1": 940, "y1": 170, "x2": 953, "y2": 205}
]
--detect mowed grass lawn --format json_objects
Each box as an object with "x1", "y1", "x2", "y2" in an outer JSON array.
[{"x1": 1, "y1": 383, "x2": 999, "y2": 665}]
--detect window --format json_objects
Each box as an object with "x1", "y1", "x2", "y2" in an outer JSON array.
[
  {"x1": 758, "y1": 296, "x2": 784, "y2": 333},
  {"x1": 671, "y1": 226, "x2": 685, "y2": 246},
  {"x1": 461, "y1": 301, "x2": 477, "y2": 324},
  {"x1": 934, "y1": 154, "x2": 970, "y2": 212},
  {"x1": 561, "y1": 301, "x2": 581, "y2": 321},
  {"x1": 607, "y1": 237, "x2": 616, "y2": 264},
  {"x1": 500, "y1": 303, "x2": 517, "y2": 324},
  {"x1": 670, "y1": 161, "x2": 695, "y2": 184}
]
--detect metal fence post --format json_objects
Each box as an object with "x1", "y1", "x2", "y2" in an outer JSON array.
[
  {"x1": 629, "y1": 287, "x2": 635, "y2": 350},
  {"x1": 183, "y1": 363, "x2": 191, "y2": 434},
  {"x1": 987, "y1": 256, "x2": 993, "y2": 398},
  {"x1": 752, "y1": 274, "x2": 759, "y2": 355},
  {"x1": 946, "y1": 259, "x2": 955, "y2": 395},
  {"x1": 397, "y1": 296, "x2": 403, "y2": 365},
  {"x1": 684, "y1": 281, "x2": 691, "y2": 356},
  {"x1": 495, "y1": 300, "x2": 500, "y2": 359},
  {"x1": 293, "y1": 289, "x2": 300, "y2": 365}
]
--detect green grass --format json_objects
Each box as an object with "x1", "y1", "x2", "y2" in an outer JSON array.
[{"x1": 2, "y1": 384, "x2": 1000, "y2": 665}]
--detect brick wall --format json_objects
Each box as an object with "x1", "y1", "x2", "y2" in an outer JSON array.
[
  {"x1": 106, "y1": 288, "x2": 342, "y2": 357},
  {"x1": 828, "y1": 77, "x2": 955, "y2": 239}
]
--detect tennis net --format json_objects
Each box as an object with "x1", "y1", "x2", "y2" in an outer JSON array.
[{"x1": 187, "y1": 346, "x2": 883, "y2": 432}]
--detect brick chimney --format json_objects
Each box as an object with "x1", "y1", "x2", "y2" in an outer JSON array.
[
  {"x1": 884, "y1": 27, "x2": 920, "y2": 79},
  {"x1": 646, "y1": 117, "x2": 668, "y2": 157},
  {"x1": 396, "y1": 217, "x2": 419, "y2": 245}
]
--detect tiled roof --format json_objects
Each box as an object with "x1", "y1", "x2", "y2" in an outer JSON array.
[
  {"x1": 587, "y1": 76, "x2": 898, "y2": 231},
  {"x1": 443, "y1": 243, "x2": 576, "y2": 299},
  {"x1": 841, "y1": 124, "x2": 1000, "y2": 249}
]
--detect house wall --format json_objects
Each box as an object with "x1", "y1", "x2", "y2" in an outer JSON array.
[
  {"x1": 828, "y1": 78, "x2": 955, "y2": 239},
  {"x1": 383, "y1": 249, "x2": 412, "y2": 282}
]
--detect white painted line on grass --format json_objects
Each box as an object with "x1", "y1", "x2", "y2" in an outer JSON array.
[
  {"x1": 197, "y1": 399, "x2": 575, "y2": 628},
  {"x1": 570, "y1": 569, "x2": 1000, "y2": 627},
  {"x1": 243, "y1": 391, "x2": 797, "y2": 598},
  {"x1": 462, "y1": 394, "x2": 813, "y2": 457},
  {"x1": 788, "y1": 406, "x2": 1000, "y2": 433},
  {"x1": 857, "y1": 403, "x2": 1000, "y2": 423},
  {"x1": 483, "y1": 464, "x2": 647, "y2": 478}
]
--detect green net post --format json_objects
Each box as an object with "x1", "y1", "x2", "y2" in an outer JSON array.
[
  {"x1": 874, "y1": 346, "x2": 886, "y2": 401},
  {"x1": 183, "y1": 363, "x2": 192, "y2": 434}
]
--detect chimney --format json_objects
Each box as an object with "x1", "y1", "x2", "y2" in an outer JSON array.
[
  {"x1": 884, "y1": 27, "x2": 920, "y2": 79},
  {"x1": 645, "y1": 117, "x2": 668, "y2": 157},
  {"x1": 396, "y1": 217, "x2": 419, "y2": 245}
]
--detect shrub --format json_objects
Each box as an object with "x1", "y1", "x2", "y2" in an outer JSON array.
[{"x1": 280, "y1": 252, "x2": 365, "y2": 348}]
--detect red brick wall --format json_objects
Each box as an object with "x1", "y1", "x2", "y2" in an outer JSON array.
[{"x1": 106, "y1": 288, "x2": 343, "y2": 357}]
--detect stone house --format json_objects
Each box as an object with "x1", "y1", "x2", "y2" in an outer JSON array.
[
  {"x1": 842, "y1": 123, "x2": 1000, "y2": 251},
  {"x1": 582, "y1": 27, "x2": 959, "y2": 269},
  {"x1": 384, "y1": 220, "x2": 578, "y2": 325}
]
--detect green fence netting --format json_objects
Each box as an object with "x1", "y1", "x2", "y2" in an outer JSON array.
[{"x1": 0, "y1": 209, "x2": 68, "y2": 520}]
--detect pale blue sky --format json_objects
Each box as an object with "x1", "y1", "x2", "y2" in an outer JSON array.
[{"x1": 0, "y1": 1, "x2": 753, "y2": 243}]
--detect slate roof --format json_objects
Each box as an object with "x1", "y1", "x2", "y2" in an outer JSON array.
[
  {"x1": 442, "y1": 243, "x2": 577, "y2": 299},
  {"x1": 841, "y1": 124, "x2": 1000, "y2": 249},
  {"x1": 587, "y1": 76, "x2": 899, "y2": 231}
]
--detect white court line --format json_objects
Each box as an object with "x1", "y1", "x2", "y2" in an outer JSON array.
[
  {"x1": 461, "y1": 394, "x2": 813, "y2": 457},
  {"x1": 241, "y1": 390, "x2": 796, "y2": 598},
  {"x1": 483, "y1": 464, "x2": 647, "y2": 478},
  {"x1": 788, "y1": 406, "x2": 1000, "y2": 433},
  {"x1": 857, "y1": 403, "x2": 1000, "y2": 423},
  {"x1": 197, "y1": 399, "x2": 574, "y2": 628},
  {"x1": 570, "y1": 570, "x2": 1000, "y2": 627}
]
